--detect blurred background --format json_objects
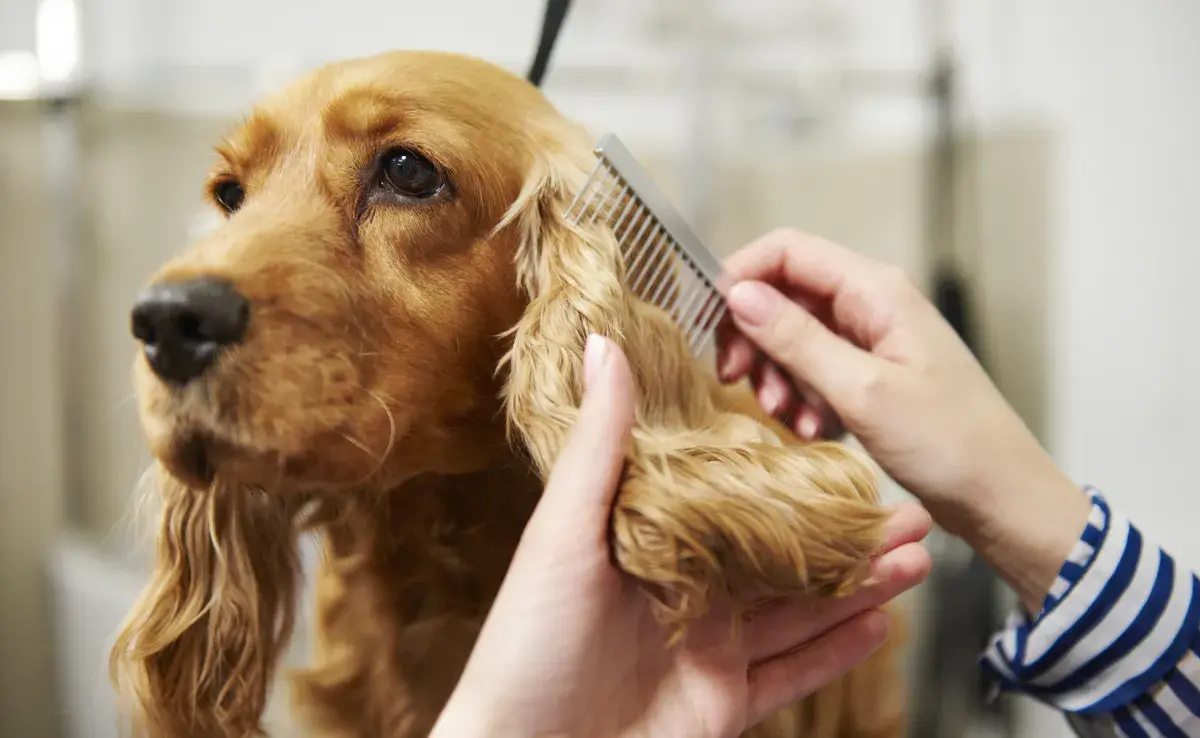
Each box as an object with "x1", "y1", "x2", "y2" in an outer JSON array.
[{"x1": 1, "y1": 0, "x2": 1197, "y2": 736}]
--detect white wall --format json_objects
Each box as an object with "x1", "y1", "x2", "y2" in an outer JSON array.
[{"x1": 1016, "y1": 1, "x2": 1200, "y2": 558}]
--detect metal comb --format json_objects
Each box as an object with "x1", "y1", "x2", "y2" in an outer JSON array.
[{"x1": 563, "y1": 133, "x2": 728, "y2": 357}]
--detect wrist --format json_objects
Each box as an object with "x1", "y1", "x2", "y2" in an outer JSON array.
[{"x1": 950, "y1": 444, "x2": 1093, "y2": 615}]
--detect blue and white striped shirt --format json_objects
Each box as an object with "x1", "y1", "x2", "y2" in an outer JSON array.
[{"x1": 981, "y1": 486, "x2": 1200, "y2": 737}]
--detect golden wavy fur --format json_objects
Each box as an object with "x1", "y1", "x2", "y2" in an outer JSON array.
[{"x1": 109, "y1": 50, "x2": 907, "y2": 737}]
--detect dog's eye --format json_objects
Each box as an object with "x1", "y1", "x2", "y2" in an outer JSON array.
[
  {"x1": 380, "y1": 149, "x2": 443, "y2": 199},
  {"x1": 213, "y1": 180, "x2": 246, "y2": 213}
]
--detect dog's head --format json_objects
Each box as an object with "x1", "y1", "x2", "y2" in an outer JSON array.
[
  {"x1": 112, "y1": 50, "x2": 599, "y2": 737},
  {"x1": 130, "y1": 50, "x2": 589, "y2": 494}
]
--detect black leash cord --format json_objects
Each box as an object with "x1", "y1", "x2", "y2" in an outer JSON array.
[{"x1": 527, "y1": 0, "x2": 572, "y2": 86}]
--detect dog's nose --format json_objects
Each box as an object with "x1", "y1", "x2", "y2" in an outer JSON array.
[{"x1": 130, "y1": 278, "x2": 250, "y2": 384}]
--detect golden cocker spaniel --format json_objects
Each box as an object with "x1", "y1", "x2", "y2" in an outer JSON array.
[{"x1": 110, "y1": 50, "x2": 908, "y2": 738}]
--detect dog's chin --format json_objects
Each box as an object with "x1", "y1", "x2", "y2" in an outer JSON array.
[
  {"x1": 154, "y1": 432, "x2": 258, "y2": 490},
  {"x1": 173, "y1": 433, "x2": 217, "y2": 488},
  {"x1": 152, "y1": 425, "x2": 412, "y2": 493}
]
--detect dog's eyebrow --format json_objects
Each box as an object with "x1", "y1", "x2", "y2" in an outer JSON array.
[
  {"x1": 215, "y1": 112, "x2": 283, "y2": 173},
  {"x1": 321, "y1": 88, "x2": 411, "y2": 142}
]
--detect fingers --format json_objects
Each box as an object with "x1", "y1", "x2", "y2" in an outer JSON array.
[
  {"x1": 716, "y1": 286, "x2": 828, "y2": 386},
  {"x1": 745, "y1": 609, "x2": 890, "y2": 727},
  {"x1": 721, "y1": 228, "x2": 877, "y2": 300},
  {"x1": 755, "y1": 361, "x2": 796, "y2": 418},
  {"x1": 878, "y1": 502, "x2": 934, "y2": 554},
  {"x1": 534, "y1": 334, "x2": 635, "y2": 526},
  {"x1": 717, "y1": 324, "x2": 758, "y2": 383},
  {"x1": 726, "y1": 280, "x2": 881, "y2": 413},
  {"x1": 754, "y1": 362, "x2": 845, "y2": 442},
  {"x1": 791, "y1": 397, "x2": 843, "y2": 442},
  {"x1": 716, "y1": 325, "x2": 849, "y2": 442},
  {"x1": 743, "y1": 540, "x2": 931, "y2": 664}
]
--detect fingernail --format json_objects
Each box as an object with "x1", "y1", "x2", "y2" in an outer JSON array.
[
  {"x1": 761, "y1": 384, "x2": 785, "y2": 416},
  {"x1": 798, "y1": 413, "x2": 819, "y2": 440},
  {"x1": 728, "y1": 282, "x2": 776, "y2": 326},
  {"x1": 584, "y1": 333, "x2": 608, "y2": 389},
  {"x1": 717, "y1": 354, "x2": 733, "y2": 382}
]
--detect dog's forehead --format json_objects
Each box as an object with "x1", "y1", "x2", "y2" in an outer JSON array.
[
  {"x1": 219, "y1": 50, "x2": 554, "y2": 172},
  {"x1": 282, "y1": 53, "x2": 541, "y2": 133}
]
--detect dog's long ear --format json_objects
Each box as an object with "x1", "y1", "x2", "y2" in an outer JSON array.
[
  {"x1": 496, "y1": 130, "x2": 642, "y2": 464},
  {"x1": 495, "y1": 127, "x2": 728, "y2": 460},
  {"x1": 109, "y1": 467, "x2": 307, "y2": 737},
  {"x1": 499, "y1": 135, "x2": 889, "y2": 630}
]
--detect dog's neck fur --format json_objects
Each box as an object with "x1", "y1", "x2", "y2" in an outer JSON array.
[{"x1": 292, "y1": 406, "x2": 542, "y2": 737}]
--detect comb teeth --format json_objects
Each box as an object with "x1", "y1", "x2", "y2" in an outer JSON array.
[{"x1": 564, "y1": 133, "x2": 728, "y2": 357}]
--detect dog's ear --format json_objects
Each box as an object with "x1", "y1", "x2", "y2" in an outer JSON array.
[
  {"x1": 109, "y1": 466, "x2": 307, "y2": 737},
  {"x1": 495, "y1": 134, "x2": 638, "y2": 468},
  {"x1": 494, "y1": 129, "x2": 718, "y2": 463},
  {"x1": 497, "y1": 135, "x2": 889, "y2": 631}
]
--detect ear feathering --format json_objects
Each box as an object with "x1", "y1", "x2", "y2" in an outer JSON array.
[
  {"x1": 498, "y1": 132, "x2": 891, "y2": 630},
  {"x1": 109, "y1": 467, "x2": 316, "y2": 738}
]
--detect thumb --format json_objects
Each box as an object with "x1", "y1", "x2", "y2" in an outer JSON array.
[
  {"x1": 726, "y1": 280, "x2": 877, "y2": 411},
  {"x1": 537, "y1": 334, "x2": 635, "y2": 519}
]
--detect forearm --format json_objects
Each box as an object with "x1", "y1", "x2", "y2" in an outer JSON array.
[{"x1": 957, "y1": 449, "x2": 1093, "y2": 615}]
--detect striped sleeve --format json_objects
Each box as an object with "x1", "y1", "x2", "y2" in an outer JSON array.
[{"x1": 980, "y1": 487, "x2": 1200, "y2": 736}]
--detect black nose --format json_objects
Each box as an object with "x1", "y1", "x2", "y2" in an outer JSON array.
[{"x1": 130, "y1": 278, "x2": 250, "y2": 385}]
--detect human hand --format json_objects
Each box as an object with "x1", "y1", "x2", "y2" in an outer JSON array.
[
  {"x1": 716, "y1": 229, "x2": 1091, "y2": 610},
  {"x1": 430, "y1": 334, "x2": 932, "y2": 738}
]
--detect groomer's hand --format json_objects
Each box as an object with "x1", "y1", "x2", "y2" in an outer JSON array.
[
  {"x1": 718, "y1": 228, "x2": 1091, "y2": 612},
  {"x1": 431, "y1": 334, "x2": 932, "y2": 738}
]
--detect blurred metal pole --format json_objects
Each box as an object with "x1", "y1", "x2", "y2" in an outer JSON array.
[
  {"x1": 0, "y1": 0, "x2": 90, "y2": 526},
  {"x1": 677, "y1": 0, "x2": 717, "y2": 242},
  {"x1": 910, "y1": 2, "x2": 1012, "y2": 736},
  {"x1": 41, "y1": 0, "x2": 89, "y2": 529},
  {"x1": 43, "y1": 94, "x2": 87, "y2": 527}
]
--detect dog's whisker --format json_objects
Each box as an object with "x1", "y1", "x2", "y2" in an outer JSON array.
[
  {"x1": 372, "y1": 392, "x2": 397, "y2": 459},
  {"x1": 340, "y1": 433, "x2": 376, "y2": 460},
  {"x1": 351, "y1": 390, "x2": 397, "y2": 485},
  {"x1": 104, "y1": 463, "x2": 161, "y2": 550}
]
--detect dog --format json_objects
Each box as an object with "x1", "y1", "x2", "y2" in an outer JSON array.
[{"x1": 110, "y1": 50, "x2": 908, "y2": 737}]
